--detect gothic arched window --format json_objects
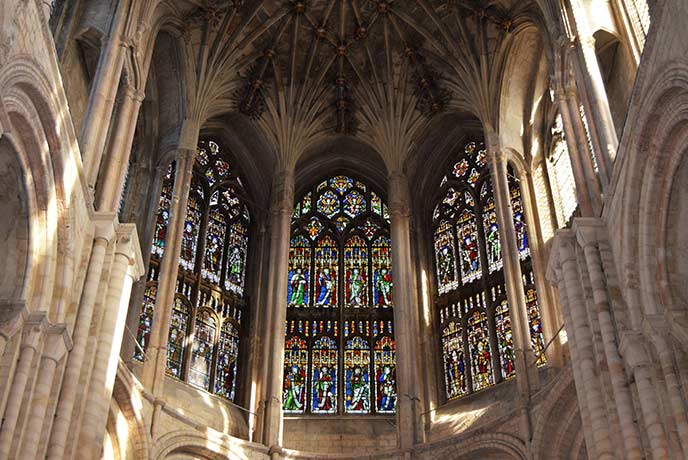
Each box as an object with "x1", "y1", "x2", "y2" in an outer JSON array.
[
  {"x1": 284, "y1": 176, "x2": 397, "y2": 415},
  {"x1": 434, "y1": 142, "x2": 545, "y2": 401},
  {"x1": 134, "y1": 140, "x2": 249, "y2": 402}
]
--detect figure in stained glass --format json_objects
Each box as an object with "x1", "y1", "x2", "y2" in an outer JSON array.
[
  {"x1": 434, "y1": 221, "x2": 458, "y2": 294},
  {"x1": 344, "y1": 236, "x2": 367, "y2": 308},
  {"x1": 467, "y1": 311, "x2": 493, "y2": 391},
  {"x1": 346, "y1": 366, "x2": 370, "y2": 412},
  {"x1": 166, "y1": 298, "x2": 189, "y2": 378},
  {"x1": 215, "y1": 322, "x2": 239, "y2": 400},
  {"x1": 495, "y1": 301, "x2": 515, "y2": 380},
  {"x1": 287, "y1": 236, "x2": 311, "y2": 307},
  {"x1": 284, "y1": 335, "x2": 308, "y2": 413},
  {"x1": 189, "y1": 311, "x2": 216, "y2": 389},
  {"x1": 134, "y1": 285, "x2": 156, "y2": 361},
  {"x1": 225, "y1": 223, "x2": 248, "y2": 295},
  {"x1": 374, "y1": 336, "x2": 397, "y2": 413},
  {"x1": 311, "y1": 336, "x2": 338, "y2": 413},
  {"x1": 314, "y1": 237, "x2": 338, "y2": 307},
  {"x1": 315, "y1": 268, "x2": 334, "y2": 306},
  {"x1": 442, "y1": 322, "x2": 467, "y2": 399}
]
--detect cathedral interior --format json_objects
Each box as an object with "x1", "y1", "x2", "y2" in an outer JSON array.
[{"x1": 1, "y1": 0, "x2": 687, "y2": 459}]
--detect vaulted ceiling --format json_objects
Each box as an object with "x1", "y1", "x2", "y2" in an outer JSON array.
[{"x1": 162, "y1": 0, "x2": 557, "y2": 171}]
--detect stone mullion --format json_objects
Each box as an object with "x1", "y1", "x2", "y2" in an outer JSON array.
[
  {"x1": 575, "y1": 219, "x2": 643, "y2": 459},
  {"x1": 142, "y1": 149, "x2": 197, "y2": 395},
  {"x1": 556, "y1": 232, "x2": 614, "y2": 459},
  {"x1": 47, "y1": 216, "x2": 115, "y2": 460},
  {"x1": 487, "y1": 145, "x2": 536, "y2": 398}
]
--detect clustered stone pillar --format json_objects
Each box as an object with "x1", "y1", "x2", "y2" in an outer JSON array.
[
  {"x1": 553, "y1": 85, "x2": 603, "y2": 217},
  {"x1": 19, "y1": 325, "x2": 71, "y2": 459},
  {"x1": 575, "y1": 219, "x2": 643, "y2": 459},
  {"x1": 142, "y1": 148, "x2": 197, "y2": 396},
  {"x1": 96, "y1": 83, "x2": 145, "y2": 212},
  {"x1": 77, "y1": 225, "x2": 142, "y2": 460},
  {"x1": 81, "y1": 0, "x2": 130, "y2": 186},
  {"x1": 388, "y1": 171, "x2": 423, "y2": 451},
  {"x1": 486, "y1": 145, "x2": 537, "y2": 391},
  {"x1": 48, "y1": 214, "x2": 116, "y2": 460},
  {"x1": 548, "y1": 230, "x2": 614, "y2": 459},
  {"x1": 258, "y1": 169, "x2": 294, "y2": 451},
  {"x1": 0, "y1": 313, "x2": 46, "y2": 458}
]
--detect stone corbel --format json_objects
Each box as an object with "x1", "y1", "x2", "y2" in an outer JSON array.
[
  {"x1": 115, "y1": 223, "x2": 145, "y2": 281},
  {"x1": 22, "y1": 311, "x2": 49, "y2": 351},
  {"x1": 43, "y1": 323, "x2": 73, "y2": 363},
  {"x1": 619, "y1": 332, "x2": 651, "y2": 370},
  {"x1": 92, "y1": 211, "x2": 118, "y2": 244},
  {"x1": 573, "y1": 217, "x2": 606, "y2": 249},
  {"x1": 0, "y1": 301, "x2": 28, "y2": 352}
]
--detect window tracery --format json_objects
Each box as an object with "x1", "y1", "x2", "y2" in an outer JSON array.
[
  {"x1": 284, "y1": 176, "x2": 397, "y2": 415},
  {"x1": 434, "y1": 142, "x2": 545, "y2": 401},
  {"x1": 134, "y1": 139, "x2": 249, "y2": 402}
]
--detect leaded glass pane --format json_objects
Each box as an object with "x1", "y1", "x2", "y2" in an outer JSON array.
[
  {"x1": 311, "y1": 336, "x2": 338, "y2": 413},
  {"x1": 151, "y1": 163, "x2": 175, "y2": 257},
  {"x1": 179, "y1": 194, "x2": 202, "y2": 271},
  {"x1": 344, "y1": 334, "x2": 371, "y2": 414},
  {"x1": 442, "y1": 321, "x2": 467, "y2": 400},
  {"x1": 215, "y1": 322, "x2": 240, "y2": 400},
  {"x1": 372, "y1": 237, "x2": 393, "y2": 308},
  {"x1": 288, "y1": 236, "x2": 311, "y2": 307},
  {"x1": 225, "y1": 222, "x2": 248, "y2": 296},
  {"x1": 314, "y1": 236, "x2": 338, "y2": 307},
  {"x1": 189, "y1": 310, "x2": 216, "y2": 389},
  {"x1": 167, "y1": 298, "x2": 190, "y2": 378},
  {"x1": 374, "y1": 335, "x2": 397, "y2": 414},
  {"x1": 202, "y1": 210, "x2": 226, "y2": 283},
  {"x1": 283, "y1": 335, "x2": 308, "y2": 413},
  {"x1": 467, "y1": 310, "x2": 493, "y2": 391},
  {"x1": 344, "y1": 236, "x2": 368, "y2": 308},
  {"x1": 134, "y1": 285, "x2": 156, "y2": 361}
]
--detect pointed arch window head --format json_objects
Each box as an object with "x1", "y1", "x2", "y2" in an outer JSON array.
[
  {"x1": 433, "y1": 141, "x2": 546, "y2": 402},
  {"x1": 285, "y1": 175, "x2": 397, "y2": 416},
  {"x1": 135, "y1": 138, "x2": 252, "y2": 404}
]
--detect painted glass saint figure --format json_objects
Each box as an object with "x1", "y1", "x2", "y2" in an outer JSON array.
[
  {"x1": 376, "y1": 365, "x2": 396, "y2": 413},
  {"x1": 348, "y1": 268, "x2": 365, "y2": 306},
  {"x1": 346, "y1": 366, "x2": 370, "y2": 413},
  {"x1": 315, "y1": 268, "x2": 334, "y2": 306},
  {"x1": 375, "y1": 268, "x2": 393, "y2": 306},
  {"x1": 283, "y1": 364, "x2": 306, "y2": 412},
  {"x1": 288, "y1": 268, "x2": 308, "y2": 306},
  {"x1": 312, "y1": 365, "x2": 336, "y2": 412}
]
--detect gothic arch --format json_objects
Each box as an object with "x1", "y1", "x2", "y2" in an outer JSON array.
[
  {"x1": 617, "y1": 64, "x2": 688, "y2": 334},
  {"x1": 421, "y1": 432, "x2": 528, "y2": 460},
  {"x1": 153, "y1": 430, "x2": 260, "y2": 460},
  {"x1": 0, "y1": 56, "x2": 77, "y2": 321}
]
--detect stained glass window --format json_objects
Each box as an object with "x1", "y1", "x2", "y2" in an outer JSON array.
[
  {"x1": 189, "y1": 310, "x2": 216, "y2": 389},
  {"x1": 344, "y1": 332, "x2": 371, "y2": 414},
  {"x1": 433, "y1": 141, "x2": 546, "y2": 401},
  {"x1": 285, "y1": 175, "x2": 396, "y2": 415},
  {"x1": 374, "y1": 334, "x2": 397, "y2": 414},
  {"x1": 137, "y1": 138, "x2": 251, "y2": 403},
  {"x1": 215, "y1": 321, "x2": 240, "y2": 400},
  {"x1": 167, "y1": 297, "x2": 190, "y2": 378},
  {"x1": 179, "y1": 193, "x2": 202, "y2": 271},
  {"x1": 151, "y1": 162, "x2": 175, "y2": 257},
  {"x1": 314, "y1": 236, "x2": 338, "y2": 308},
  {"x1": 344, "y1": 236, "x2": 368, "y2": 308},
  {"x1": 283, "y1": 334, "x2": 308, "y2": 413},
  {"x1": 442, "y1": 321, "x2": 467, "y2": 400},
  {"x1": 288, "y1": 236, "x2": 311, "y2": 307},
  {"x1": 134, "y1": 284, "x2": 157, "y2": 361},
  {"x1": 311, "y1": 334, "x2": 338, "y2": 414}
]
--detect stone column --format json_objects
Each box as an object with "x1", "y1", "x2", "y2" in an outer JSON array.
[
  {"x1": 47, "y1": 214, "x2": 116, "y2": 460},
  {"x1": 77, "y1": 225, "x2": 143, "y2": 460},
  {"x1": 575, "y1": 219, "x2": 643, "y2": 459},
  {"x1": 619, "y1": 333, "x2": 670, "y2": 459},
  {"x1": 142, "y1": 148, "x2": 196, "y2": 395},
  {"x1": 96, "y1": 83, "x2": 145, "y2": 212},
  {"x1": 259, "y1": 169, "x2": 294, "y2": 449},
  {"x1": 81, "y1": 0, "x2": 130, "y2": 185},
  {"x1": 546, "y1": 260, "x2": 596, "y2": 459},
  {"x1": 388, "y1": 171, "x2": 422, "y2": 450},
  {"x1": 0, "y1": 312, "x2": 46, "y2": 459},
  {"x1": 20, "y1": 324, "x2": 71, "y2": 460},
  {"x1": 553, "y1": 87, "x2": 600, "y2": 217},
  {"x1": 556, "y1": 232, "x2": 614, "y2": 459},
  {"x1": 569, "y1": 1, "x2": 617, "y2": 184},
  {"x1": 486, "y1": 144, "x2": 537, "y2": 393}
]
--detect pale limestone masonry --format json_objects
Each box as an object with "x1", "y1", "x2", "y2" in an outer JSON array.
[{"x1": 0, "y1": 0, "x2": 685, "y2": 459}]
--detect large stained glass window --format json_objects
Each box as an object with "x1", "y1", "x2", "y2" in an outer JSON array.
[
  {"x1": 284, "y1": 176, "x2": 396, "y2": 415},
  {"x1": 134, "y1": 139, "x2": 251, "y2": 403},
  {"x1": 434, "y1": 141, "x2": 546, "y2": 402}
]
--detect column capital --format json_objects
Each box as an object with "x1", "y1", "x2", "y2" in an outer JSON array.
[
  {"x1": 573, "y1": 217, "x2": 606, "y2": 249},
  {"x1": 42, "y1": 324, "x2": 72, "y2": 363},
  {"x1": 619, "y1": 332, "x2": 651, "y2": 369},
  {"x1": 175, "y1": 147, "x2": 197, "y2": 164},
  {"x1": 92, "y1": 211, "x2": 118, "y2": 243},
  {"x1": 114, "y1": 223, "x2": 145, "y2": 280},
  {"x1": 22, "y1": 312, "x2": 49, "y2": 351},
  {"x1": 387, "y1": 171, "x2": 411, "y2": 218}
]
